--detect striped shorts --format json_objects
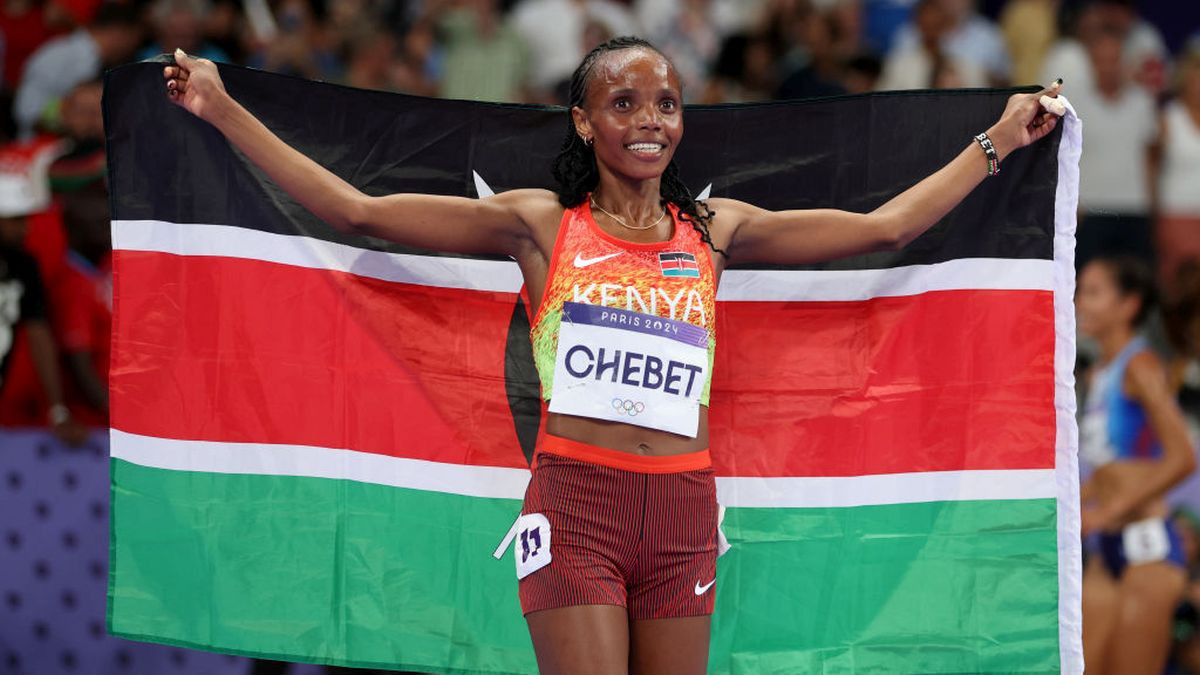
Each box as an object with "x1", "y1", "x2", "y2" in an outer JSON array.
[{"x1": 516, "y1": 434, "x2": 718, "y2": 620}]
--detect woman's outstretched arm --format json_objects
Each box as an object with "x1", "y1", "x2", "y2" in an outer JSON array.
[
  {"x1": 713, "y1": 81, "x2": 1065, "y2": 266},
  {"x1": 164, "y1": 49, "x2": 537, "y2": 257}
]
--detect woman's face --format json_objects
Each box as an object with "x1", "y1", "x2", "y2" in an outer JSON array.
[
  {"x1": 572, "y1": 48, "x2": 684, "y2": 184},
  {"x1": 1076, "y1": 261, "x2": 1138, "y2": 338}
]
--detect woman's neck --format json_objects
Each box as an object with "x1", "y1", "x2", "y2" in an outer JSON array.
[
  {"x1": 591, "y1": 170, "x2": 664, "y2": 225},
  {"x1": 1098, "y1": 324, "x2": 1136, "y2": 362}
]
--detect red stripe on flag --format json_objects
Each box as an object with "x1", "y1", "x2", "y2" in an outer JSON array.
[
  {"x1": 112, "y1": 251, "x2": 1055, "y2": 476},
  {"x1": 710, "y1": 292, "x2": 1056, "y2": 475},
  {"x1": 111, "y1": 250, "x2": 529, "y2": 469}
]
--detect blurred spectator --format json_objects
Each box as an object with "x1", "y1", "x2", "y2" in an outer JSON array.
[
  {"x1": 1155, "y1": 42, "x2": 1200, "y2": 294},
  {"x1": 1043, "y1": 0, "x2": 1168, "y2": 96},
  {"x1": 841, "y1": 51, "x2": 884, "y2": 92},
  {"x1": 889, "y1": 0, "x2": 1011, "y2": 85},
  {"x1": 244, "y1": 0, "x2": 341, "y2": 82},
  {"x1": 205, "y1": 0, "x2": 247, "y2": 64},
  {"x1": 47, "y1": 79, "x2": 105, "y2": 192},
  {"x1": 1073, "y1": 27, "x2": 1159, "y2": 272},
  {"x1": 1164, "y1": 259, "x2": 1200, "y2": 416},
  {"x1": 1040, "y1": 0, "x2": 1100, "y2": 95},
  {"x1": 137, "y1": 0, "x2": 232, "y2": 63},
  {"x1": 636, "y1": 0, "x2": 722, "y2": 99},
  {"x1": 52, "y1": 178, "x2": 110, "y2": 426},
  {"x1": 636, "y1": 0, "x2": 769, "y2": 43},
  {"x1": 510, "y1": 0, "x2": 639, "y2": 102},
  {"x1": 1099, "y1": 0, "x2": 1168, "y2": 96},
  {"x1": 423, "y1": 0, "x2": 531, "y2": 103},
  {"x1": 877, "y1": 0, "x2": 987, "y2": 90},
  {"x1": 701, "y1": 32, "x2": 778, "y2": 103},
  {"x1": 0, "y1": 0, "x2": 65, "y2": 91},
  {"x1": 776, "y1": 3, "x2": 849, "y2": 99},
  {"x1": 12, "y1": 3, "x2": 140, "y2": 139},
  {"x1": 340, "y1": 27, "x2": 398, "y2": 92},
  {"x1": 1000, "y1": 0, "x2": 1057, "y2": 86},
  {"x1": 0, "y1": 138, "x2": 84, "y2": 443},
  {"x1": 861, "y1": 0, "x2": 918, "y2": 54}
]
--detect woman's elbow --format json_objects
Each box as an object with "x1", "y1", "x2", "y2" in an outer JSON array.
[
  {"x1": 872, "y1": 215, "x2": 906, "y2": 251},
  {"x1": 1178, "y1": 448, "x2": 1198, "y2": 481},
  {"x1": 337, "y1": 194, "x2": 372, "y2": 235}
]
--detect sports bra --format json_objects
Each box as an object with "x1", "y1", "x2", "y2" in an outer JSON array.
[
  {"x1": 528, "y1": 197, "x2": 717, "y2": 434},
  {"x1": 1079, "y1": 335, "x2": 1163, "y2": 467}
]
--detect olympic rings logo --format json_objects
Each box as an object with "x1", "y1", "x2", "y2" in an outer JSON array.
[{"x1": 611, "y1": 398, "x2": 646, "y2": 416}]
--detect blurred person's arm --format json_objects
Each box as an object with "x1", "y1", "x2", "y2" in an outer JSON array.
[
  {"x1": 25, "y1": 320, "x2": 87, "y2": 443},
  {"x1": 17, "y1": 257, "x2": 87, "y2": 441},
  {"x1": 64, "y1": 351, "x2": 107, "y2": 414}
]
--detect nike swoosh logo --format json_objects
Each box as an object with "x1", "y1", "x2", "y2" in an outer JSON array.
[
  {"x1": 573, "y1": 252, "x2": 622, "y2": 268},
  {"x1": 694, "y1": 579, "x2": 715, "y2": 595}
]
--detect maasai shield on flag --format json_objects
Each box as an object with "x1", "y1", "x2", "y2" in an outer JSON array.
[{"x1": 104, "y1": 60, "x2": 1082, "y2": 673}]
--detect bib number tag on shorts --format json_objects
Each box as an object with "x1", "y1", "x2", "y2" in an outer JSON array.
[
  {"x1": 549, "y1": 302, "x2": 709, "y2": 438},
  {"x1": 514, "y1": 512, "x2": 552, "y2": 580},
  {"x1": 1123, "y1": 517, "x2": 1171, "y2": 565}
]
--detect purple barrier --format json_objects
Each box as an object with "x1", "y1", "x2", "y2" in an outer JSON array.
[{"x1": 0, "y1": 429, "x2": 260, "y2": 675}]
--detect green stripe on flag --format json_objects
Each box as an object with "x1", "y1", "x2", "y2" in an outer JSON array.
[
  {"x1": 109, "y1": 459, "x2": 1058, "y2": 673},
  {"x1": 713, "y1": 499, "x2": 1059, "y2": 673}
]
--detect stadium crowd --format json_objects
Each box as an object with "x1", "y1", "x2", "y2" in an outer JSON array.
[{"x1": 0, "y1": 0, "x2": 1199, "y2": 672}]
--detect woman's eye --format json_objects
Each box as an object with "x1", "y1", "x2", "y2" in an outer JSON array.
[
  {"x1": 660, "y1": 99, "x2": 677, "y2": 111},
  {"x1": 614, "y1": 98, "x2": 630, "y2": 109}
]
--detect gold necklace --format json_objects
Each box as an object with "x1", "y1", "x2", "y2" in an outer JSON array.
[{"x1": 590, "y1": 196, "x2": 667, "y2": 231}]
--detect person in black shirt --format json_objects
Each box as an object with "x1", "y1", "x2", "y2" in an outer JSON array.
[{"x1": 0, "y1": 211, "x2": 85, "y2": 443}]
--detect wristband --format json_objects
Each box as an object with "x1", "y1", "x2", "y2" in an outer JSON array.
[{"x1": 974, "y1": 131, "x2": 1000, "y2": 176}]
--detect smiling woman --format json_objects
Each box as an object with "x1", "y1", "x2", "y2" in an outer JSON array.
[{"x1": 162, "y1": 35, "x2": 1066, "y2": 674}]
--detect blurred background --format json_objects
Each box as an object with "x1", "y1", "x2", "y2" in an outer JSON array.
[{"x1": 0, "y1": 0, "x2": 1199, "y2": 673}]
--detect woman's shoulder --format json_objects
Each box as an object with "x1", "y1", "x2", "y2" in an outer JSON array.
[{"x1": 490, "y1": 188, "x2": 563, "y2": 220}]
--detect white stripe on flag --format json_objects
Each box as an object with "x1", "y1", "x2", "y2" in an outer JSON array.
[
  {"x1": 112, "y1": 219, "x2": 1054, "y2": 301},
  {"x1": 110, "y1": 429, "x2": 1056, "y2": 508}
]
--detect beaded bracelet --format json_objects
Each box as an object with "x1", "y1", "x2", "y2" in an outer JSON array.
[{"x1": 974, "y1": 132, "x2": 1000, "y2": 176}]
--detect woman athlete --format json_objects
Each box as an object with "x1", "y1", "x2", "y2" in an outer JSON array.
[
  {"x1": 164, "y1": 37, "x2": 1064, "y2": 675},
  {"x1": 1077, "y1": 255, "x2": 1196, "y2": 675}
]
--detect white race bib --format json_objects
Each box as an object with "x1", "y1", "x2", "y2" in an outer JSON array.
[
  {"x1": 1122, "y1": 517, "x2": 1172, "y2": 565},
  {"x1": 548, "y1": 302, "x2": 708, "y2": 437}
]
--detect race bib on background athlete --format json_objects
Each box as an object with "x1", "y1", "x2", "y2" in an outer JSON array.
[
  {"x1": 549, "y1": 302, "x2": 708, "y2": 437},
  {"x1": 1123, "y1": 517, "x2": 1172, "y2": 565}
]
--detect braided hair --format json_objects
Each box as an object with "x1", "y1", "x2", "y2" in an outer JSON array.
[{"x1": 550, "y1": 36, "x2": 727, "y2": 258}]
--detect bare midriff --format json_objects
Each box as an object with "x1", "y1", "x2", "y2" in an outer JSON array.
[
  {"x1": 1089, "y1": 460, "x2": 1170, "y2": 529},
  {"x1": 545, "y1": 407, "x2": 711, "y2": 456}
]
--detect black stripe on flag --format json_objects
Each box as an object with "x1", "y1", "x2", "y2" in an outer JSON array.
[{"x1": 105, "y1": 61, "x2": 1060, "y2": 271}]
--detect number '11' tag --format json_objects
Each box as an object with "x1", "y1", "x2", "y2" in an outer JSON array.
[{"x1": 515, "y1": 512, "x2": 553, "y2": 579}]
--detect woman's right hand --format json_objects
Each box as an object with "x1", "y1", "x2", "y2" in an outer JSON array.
[{"x1": 163, "y1": 48, "x2": 229, "y2": 122}]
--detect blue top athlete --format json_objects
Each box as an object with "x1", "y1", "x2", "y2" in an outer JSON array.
[{"x1": 1077, "y1": 254, "x2": 1196, "y2": 675}]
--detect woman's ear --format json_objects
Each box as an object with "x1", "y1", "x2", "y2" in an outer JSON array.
[{"x1": 571, "y1": 106, "x2": 591, "y2": 144}]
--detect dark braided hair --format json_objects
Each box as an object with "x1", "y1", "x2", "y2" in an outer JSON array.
[{"x1": 550, "y1": 36, "x2": 727, "y2": 258}]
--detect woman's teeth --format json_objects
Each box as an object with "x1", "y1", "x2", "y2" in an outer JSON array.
[{"x1": 626, "y1": 143, "x2": 664, "y2": 154}]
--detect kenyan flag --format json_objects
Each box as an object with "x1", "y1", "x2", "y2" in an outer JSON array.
[{"x1": 104, "y1": 61, "x2": 1082, "y2": 673}]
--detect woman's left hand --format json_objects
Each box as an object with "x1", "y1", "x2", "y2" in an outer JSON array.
[{"x1": 987, "y1": 80, "x2": 1064, "y2": 162}]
